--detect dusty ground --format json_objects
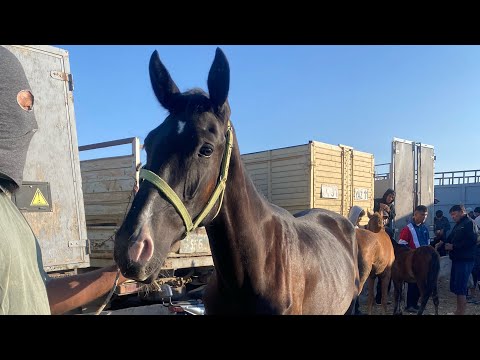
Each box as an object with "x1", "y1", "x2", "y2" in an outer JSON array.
[{"x1": 358, "y1": 278, "x2": 480, "y2": 315}]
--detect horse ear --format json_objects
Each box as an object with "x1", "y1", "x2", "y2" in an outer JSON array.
[
  {"x1": 149, "y1": 50, "x2": 180, "y2": 111},
  {"x1": 208, "y1": 47, "x2": 230, "y2": 112},
  {"x1": 367, "y1": 211, "x2": 373, "y2": 219}
]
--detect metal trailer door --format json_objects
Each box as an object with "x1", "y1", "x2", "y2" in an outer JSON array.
[
  {"x1": 3, "y1": 45, "x2": 89, "y2": 272},
  {"x1": 417, "y1": 144, "x2": 435, "y2": 235},
  {"x1": 392, "y1": 139, "x2": 416, "y2": 239},
  {"x1": 392, "y1": 138, "x2": 435, "y2": 240}
]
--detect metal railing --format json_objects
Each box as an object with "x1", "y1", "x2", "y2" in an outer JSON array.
[
  {"x1": 434, "y1": 170, "x2": 480, "y2": 186},
  {"x1": 375, "y1": 162, "x2": 480, "y2": 186},
  {"x1": 374, "y1": 163, "x2": 391, "y2": 181}
]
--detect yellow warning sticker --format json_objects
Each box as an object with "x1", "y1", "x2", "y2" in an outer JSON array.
[{"x1": 31, "y1": 188, "x2": 49, "y2": 207}]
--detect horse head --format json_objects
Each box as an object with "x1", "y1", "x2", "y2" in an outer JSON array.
[
  {"x1": 366, "y1": 210, "x2": 384, "y2": 233},
  {"x1": 114, "y1": 48, "x2": 232, "y2": 283}
]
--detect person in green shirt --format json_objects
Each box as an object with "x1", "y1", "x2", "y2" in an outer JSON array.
[{"x1": 0, "y1": 46, "x2": 127, "y2": 315}]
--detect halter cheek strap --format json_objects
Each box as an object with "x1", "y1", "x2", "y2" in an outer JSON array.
[{"x1": 139, "y1": 121, "x2": 233, "y2": 237}]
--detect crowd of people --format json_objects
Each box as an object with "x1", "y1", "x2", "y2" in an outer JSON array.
[{"x1": 349, "y1": 188, "x2": 480, "y2": 315}]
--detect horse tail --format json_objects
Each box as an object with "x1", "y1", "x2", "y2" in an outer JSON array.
[{"x1": 425, "y1": 249, "x2": 440, "y2": 298}]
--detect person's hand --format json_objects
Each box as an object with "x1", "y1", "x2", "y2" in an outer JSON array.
[
  {"x1": 445, "y1": 243, "x2": 453, "y2": 251},
  {"x1": 435, "y1": 241, "x2": 443, "y2": 250},
  {"x1": 380, "y1": 203, "x2": 390, "y2": 213}
]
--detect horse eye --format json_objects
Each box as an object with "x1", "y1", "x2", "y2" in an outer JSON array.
[{"x1": 199, "y1": 145, "x2": 214, "y2": 158}]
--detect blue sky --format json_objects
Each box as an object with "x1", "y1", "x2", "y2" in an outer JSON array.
[{"x1": 61, "y1": 45, "x2": 480, "y2": 173}]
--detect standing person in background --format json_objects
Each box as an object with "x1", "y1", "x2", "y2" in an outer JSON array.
[
  {"x1": 474, "y1": 207, "x2": 480, "y2": 227},
  {"x1": 466, "y1": 207, "x2": 475, "y2": 220},
  {"x1": 444, "y1": 205, "x2": 477, "y2": 315},
  {"x1": 348, "y1": 205, "x2": 366, "y2": 229},
  {"x1": 374, "y1": 189, "x2": 396, "y2": 240},
  {"x1": 432, "y1": 210, "x2": 451, "y2": 257},
  {"x1": 373, "y1": 189, "x2": 396, "y2": 305},
  {"x1": 467, "y1": 207, "x2": 480, "y2": 303}
]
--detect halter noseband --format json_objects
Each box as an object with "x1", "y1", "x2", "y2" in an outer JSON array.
[{"x1": 139, "y1": 121, "x2": 233, "y2": 237}]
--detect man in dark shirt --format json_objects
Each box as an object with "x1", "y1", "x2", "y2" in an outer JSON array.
[{"x1": 445, "y1": 205, "x2": 477, "y2": 315}]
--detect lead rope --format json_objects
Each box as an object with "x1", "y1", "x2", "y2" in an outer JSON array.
[
  {"x1": 94, "y1": 268, "x2": 121, "y2": 315},
  {"x1": 93, "y1": 179, "x2": 139, "y2": 315}
]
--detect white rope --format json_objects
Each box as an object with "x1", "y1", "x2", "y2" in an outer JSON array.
[{"x1": 94, "y1": 268, "x2": 121, "y2": 315}]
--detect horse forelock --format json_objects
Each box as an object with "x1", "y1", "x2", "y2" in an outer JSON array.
[
  {"x1": 367, "y1": 212, "x2": 384, "y2": 233},
  {"x1": 163, "y1": 88, "x2": 230, "y2": 119}
]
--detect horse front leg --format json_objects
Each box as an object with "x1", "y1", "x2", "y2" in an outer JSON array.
[
  {"x1": 417, "y1": 281, "x2": 428, "y2": 315},
  {"x1": 367, "y1": 276, "x2": 375, "y2": 315},
  {"x1": 392, "y1": 280, "x2": 403, "y2": 315},
  {"x1": 380, "y1": 270, "x2": 391, "y2": 315},
  {"x1": 203, "y1": 271, "x2": 226, "y2": 315},
  {"x1": 432, "y1": 283, "x2": 439, "y2": 315}
]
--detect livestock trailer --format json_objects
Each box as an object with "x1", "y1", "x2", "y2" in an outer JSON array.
[{"x1": 242, "y1": 141, "x2": 375, "y2": 226}]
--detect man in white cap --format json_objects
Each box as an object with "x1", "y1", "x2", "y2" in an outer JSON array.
[{"x1": 466, "y1": 207, "x2": 475, "y2": 220}]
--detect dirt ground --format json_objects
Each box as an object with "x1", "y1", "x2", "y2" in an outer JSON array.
[{"x1": 358, "y1": 277, "x2": 480, "y2": 315}]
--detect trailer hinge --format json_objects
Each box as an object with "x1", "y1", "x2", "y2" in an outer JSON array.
[
  {"x1": 50, "y1": 71, "x2": 74, "y2": 91},
  {"x1": 68, "y1": 239, "x2": 89, "y2": 253}
]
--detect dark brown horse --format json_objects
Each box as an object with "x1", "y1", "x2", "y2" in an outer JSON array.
[
  {"x1": 391, "y1": 244, "x2": 440, "y2": 315},
  {"x1": 113, "y1": 48, "x2": 360, "y2": 314},
  {"x1": 354, "y1": 211, "x2": 395, "y2": 315},
  {"x1": 368, "y1": 213, "x2": 440, "y2": 315}
]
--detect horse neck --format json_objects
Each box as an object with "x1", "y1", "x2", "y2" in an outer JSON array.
[
  {"x1": 206, "y1": 132, "x2": 276, "y2": 288},
  {"x1": 390, "y1": 238, "x2": 407, "y2": 255}
]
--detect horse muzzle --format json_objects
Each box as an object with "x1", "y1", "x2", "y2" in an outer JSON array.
[
  {"x1": 127, "y1": 230, "x2": 155, "y2": 265},
  {"x1": 114, "y1": 227, "x2": 156, "y2": 281}
]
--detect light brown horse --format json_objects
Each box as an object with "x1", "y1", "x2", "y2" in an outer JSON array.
[{"x1": 356, "y1": 211, "x2": 395, "y2": 314}]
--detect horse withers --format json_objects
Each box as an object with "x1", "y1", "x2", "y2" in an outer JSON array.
[{"x1": 113, "y1": 48, "x2": 360, "y2": 314}]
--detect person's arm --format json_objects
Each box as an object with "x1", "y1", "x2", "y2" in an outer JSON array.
[
  {"x1": 398, "y1": 227, "x2": 412, "y2": 248},
  {"x1": 434, "y1": 239, "x2": 444, "y2": 251},
  {"x1": 46, "y1": 265, "x2": 127, "y2": 315}
]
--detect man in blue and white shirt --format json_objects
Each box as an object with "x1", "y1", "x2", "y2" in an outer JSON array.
[{"x1": 398, "y1": 205, "x2": 430, "y2": 313}]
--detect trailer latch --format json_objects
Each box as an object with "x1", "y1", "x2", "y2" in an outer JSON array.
[{"x1": 50, "y1": 70, "x2": 74, "y2": 91}]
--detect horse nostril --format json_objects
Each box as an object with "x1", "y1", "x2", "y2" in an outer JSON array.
[{"x1": 128, "y1": 236, "x2": 154, "y2": 265}]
